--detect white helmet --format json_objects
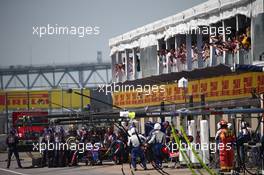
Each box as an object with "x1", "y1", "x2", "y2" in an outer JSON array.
[
  {"x1": 227, "y1": 123, "x2": 232, "y2": 130},
  {"x1": 121, "y1": 121, "x2": 127, "y2": 127},
  {"x1": 130, "y1": 127, "x2": 136, "y2": 135},
  {"x1": 154, "y1": 123, "x2": 161, "y2": 130}
]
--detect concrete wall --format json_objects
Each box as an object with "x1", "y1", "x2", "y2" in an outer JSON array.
[
  {"x1": 252, "y1": 13, "x2": 264, "y2": 62},
  {"x1": 111, "y1": 53, "x2": 117, "y2": 82},
  {"x1": 140, "y1": 45, "x2": 158, "y2": 78}
]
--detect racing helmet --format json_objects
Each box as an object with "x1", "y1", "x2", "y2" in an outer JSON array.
[
  {"x1": 130, "y1": 127, "x2": 136, "y2": 135},
  {"x1": 154, "y1": 123, "x2": 161, "y2": 130},
  {"x1": 227, "y1": 123, "x2": 233, "y2": 130}
]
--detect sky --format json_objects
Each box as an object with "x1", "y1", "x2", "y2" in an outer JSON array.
[{"x1": 0, "y1": 0, "x2": 207, "y2": 67}]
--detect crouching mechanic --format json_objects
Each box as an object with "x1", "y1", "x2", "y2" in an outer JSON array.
[
  {"x1": 127, "y1": 127, "x2": 147, "y2": 171},
  {"x1": 148, "y1": 123, "x2": 166, "y2": 168}
]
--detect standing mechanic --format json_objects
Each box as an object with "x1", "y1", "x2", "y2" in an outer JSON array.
[
  {"x1": 148, "y1": 123, "x2": 166, "y2": 168},
  {"x1": 128, "y1": 127, "x2": 147, "y2": 171},
  {"x1": 6, "y1": 129, "x2": 22, "y2": 169}
]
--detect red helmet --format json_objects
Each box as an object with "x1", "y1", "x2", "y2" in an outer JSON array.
[{"x1": 161, "y1": 146, "x2": 170, "y2": 155}]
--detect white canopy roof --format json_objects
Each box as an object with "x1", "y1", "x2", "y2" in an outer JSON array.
[{"x1": 109, "y1": 0, "x2": 263, "y2": 55}]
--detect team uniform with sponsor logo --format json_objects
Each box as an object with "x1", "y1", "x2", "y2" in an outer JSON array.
[
  {"x1": 148, "y1": 123, "x2": 166, "y2": 168},
  {"x1": 219, "y1": 120, "x2": 235, "y2": 171},
  {"x1": 128, "y1": 127, "x2": 147, "y2": 171}
]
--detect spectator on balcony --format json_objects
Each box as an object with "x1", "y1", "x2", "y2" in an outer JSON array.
[
  {"x1": 225, "y1": 36, "x2": 239, "y2": 55},
  {"x1": 174, "y1": 48, "x2": 180, "y2": 71},
  {"x1": 157, "y1": 49, "x2": 167, "y2": 74},
  {"x1": 191, "y1": 44, "x2": 198, "y2": 69},
  {"x1": 127, "y1": 57, "x2": 133, "y2": 79},
  {"x1": 202, "y1": 43, "x2": 210, "y2": 67},
  {"x1": 115, "y1": 63, "x2": 125, "y2": 81},
  {"x1": 240, "y1": 27, "x2": 251, "y2": 50},
  {"x1": 210, "y1": 35, "x2": 224, "y2": 47},
  {"x1": 209, "y1": 35, "x2": 225, "y2": 58},
  {"x1": 178, "y1": 44, "x2": 187, "y2": 71},
  {"x1": 168, "y1": 49, "x2": 177, "y2": 72},
  {"x1": 164, "y1": 49, "x2": 170, "y2": 72},
  {"x1": 158, "y1": 49, "x2": 164, "y2": 61}
]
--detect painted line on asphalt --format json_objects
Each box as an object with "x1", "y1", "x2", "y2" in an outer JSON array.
[{"x1": 0, "y1": 168, "x2": 29, "y2": 175}]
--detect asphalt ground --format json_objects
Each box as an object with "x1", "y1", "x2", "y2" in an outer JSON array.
[{"x1": 0, "y1": 152, "x2": 213, "y2": 175}]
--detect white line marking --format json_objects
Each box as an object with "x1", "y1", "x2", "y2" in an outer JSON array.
[{"x1": 0, "y1": 168, "x2": 29, "y2": 175}]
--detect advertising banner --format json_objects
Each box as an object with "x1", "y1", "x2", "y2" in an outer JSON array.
[
  {"x1": 0, "y1": 89, "x2": 90, "y2": 112},
  {"x1": 113, "y1": 72, "x2": 264, "y2": 108}
]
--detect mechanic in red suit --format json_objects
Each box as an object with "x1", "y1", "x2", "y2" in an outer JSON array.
[{"x1": 219, "y1": 119, "x2": 235, "y2": 172}]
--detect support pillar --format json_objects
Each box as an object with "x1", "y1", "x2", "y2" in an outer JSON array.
[
  {"x1": 250, "y1": 13, "x2": 254, "y2": 64},
  {"x1": 52, "y1": 71, "x2": 56, "y2": 88},
  {"x1": 157, "y1": 41, "x2": 160, "y2": 75},
  {"x1": 125, "y1": 49, "x2": 129, "y2": 81},
  {"x1": 174, "y1": 36, "x2": 178, "y2": 72},
  {"x1": 200, "y1": 120, "x2": 210, "y2": 164},
  {"x1": 165, "y1": 40, "x2": 169, "y2": 73},
  {"x1": 175, "y1": 35, "x2": 178, "y2": 49},
  {"x1": 132, "y1": 48, "x2": 137, "y2": 80},
  {"x1": 236, "y1": 15, "x2": 240, "y2": 65},
  {"x1": 188, "y1": 120, "x2": 199, "y2": 163},
  {"x1": 140, "y1": 118, "x2": 145, "y2": 134},
  {"x1": 117, "y1": 52, "x2": 122, "y2": 82},
  {"x1": 209, "y1": 114, "x2": 216, "y2": 138},
  {"x1": 197, "y1": 33, "x2": 203, "y2": 68},
  {"x1": 114, "y1": 52, "x2": 119, "y2": 82},
  {"x1": 27, "y1": 73, "x2": 30, "y2": 110},
  {"x1": 222, "y1": 20, "x2": 226, "y2": 64},
  {"x1": 186, "y1": 34, "x2": 192, "y2": 71},
  {"x1": 131, "y1": 49, "x2": 135, "y2": 80},
  {"x1": 209, "y1": 27, "x2": 216, "y2": 66},
  {"x1": 111, "y1": 53, "x2": 117, "y2": 83}
]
